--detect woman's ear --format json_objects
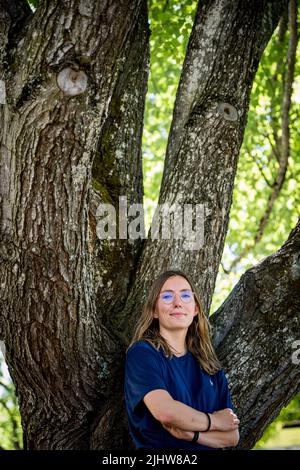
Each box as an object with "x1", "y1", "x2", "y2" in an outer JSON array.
[{"x1": 153, "y1": 311, "x2": 158, "y2": 318}]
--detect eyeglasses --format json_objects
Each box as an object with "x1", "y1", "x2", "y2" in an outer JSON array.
[{"x1": 159, "y1": 290, "x2": 195, "y2": 304}]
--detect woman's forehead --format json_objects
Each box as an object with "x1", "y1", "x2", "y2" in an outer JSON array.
[{"x1": 161, "y1": 275, "x2": 191, "y2": 291}]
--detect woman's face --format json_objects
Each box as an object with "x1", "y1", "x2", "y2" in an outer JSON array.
[{"x1": 154, "y1": 275, "x2": 198, "y2": 333}]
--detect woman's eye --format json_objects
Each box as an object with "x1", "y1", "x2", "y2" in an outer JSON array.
[
  {"x1": 181, "y1": 294, "x2": 190, "y2": 300},
  {"x1": 181, "y1": 291, "x2": 192, "y2": 301},
  {"x1": 162, "y1": 294, "x2": 173, "y2": 301}
]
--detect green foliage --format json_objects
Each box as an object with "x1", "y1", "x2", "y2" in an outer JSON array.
[
  {"x1": 0, "y1": 357, "x2": 23, "y2": 450},
  {"x1": 211, "y1": 18, "x2": 300, "y2": 314},
  {"x1": 27, "y1": 0, "x2": 40, "y2": 8},
  {"x1": 254, "y1": 393, "x2": 300, "y2": 448}
]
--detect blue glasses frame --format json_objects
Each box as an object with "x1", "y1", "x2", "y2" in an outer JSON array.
[{"x1": 159, "y1": 290, "x2": 195, "y2": 304}]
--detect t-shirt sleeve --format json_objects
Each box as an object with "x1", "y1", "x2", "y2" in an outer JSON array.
[
  {"x1": 217, "y1": 369, "x2": 235, "y2": 412},
  {"x1": 125, "y1": 342, "x2": 168, "y2": 413}
]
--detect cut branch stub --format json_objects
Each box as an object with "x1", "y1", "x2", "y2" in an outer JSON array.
[
  {"x1": 217, "y1": 102, "x2": 238, "y2": 121},
  {"x1": 56, "y1": 67, "x2": 88, "y2": 96}
]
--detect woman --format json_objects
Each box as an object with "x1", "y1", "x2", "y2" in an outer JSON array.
[{"x1": 124, "y1": 270, "x2": 240, "y2": 450}]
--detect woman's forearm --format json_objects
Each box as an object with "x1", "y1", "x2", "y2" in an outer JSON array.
[
  {"x1": 158, "y1": 397, "x2": 238, "y2": 433},
  {"x1": 162, "y1": 423, "x2": 240, "y2": 448},
  {"x1": 144, "y1": 390, "x2": 239, "y2": 433},
  {"x1": 163, "y1": 399, "x2": 212, "y2": 431},
  {"x1": 197, "y1": 429, "x2": 240, "y2": 448}
]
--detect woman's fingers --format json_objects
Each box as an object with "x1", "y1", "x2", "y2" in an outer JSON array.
[
  {"x1": 230, "y1": 411, "x2": 240, "y2": 427},
  {"x1": 230, "y1": 412, "x2": 239, "y2": 423}
]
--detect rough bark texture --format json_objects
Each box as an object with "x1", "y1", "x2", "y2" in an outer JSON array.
[
  {"x1": 89, "y1": 2, "x2": 150, "y2": 449},
  {"x1": 90, "y1": 0, "x2": 149, "y2": 335},
  {"x1": 1, "y1": 0, "x2": 299, "y2": 451},
  {"x1": 0, "y1": 0, "x2": 145, "y2": 449}
]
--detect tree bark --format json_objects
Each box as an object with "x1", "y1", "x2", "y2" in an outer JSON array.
[
  {"x1": 1, "y1": 0, "x2": 299, "y2": 451},
  {"x1": 90, "y1": 0, "x2": 149, "y2": 335},
  {"x1": 0, "y1": 0, "x2": 145, "y2": 449}
]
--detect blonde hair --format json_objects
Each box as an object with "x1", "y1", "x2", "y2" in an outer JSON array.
[{"x1": 129, "y1": 270, "x2": 221, "y2": 375}]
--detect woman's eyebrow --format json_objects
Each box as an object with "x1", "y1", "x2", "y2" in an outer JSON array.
[{"x1": 160, "y1": 289, "x2": 191, "y2": 292}]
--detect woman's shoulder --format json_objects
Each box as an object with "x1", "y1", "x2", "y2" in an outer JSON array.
[
  {"x1": 200, "y1": 366, "x2": 226, "y2": 380},
  {"x1": 126, "y1": 341, "x2": 162, "y2": 368},
  {"x1": 127, "y1": 340, "x2": 159, "y2": 356},
  {"x1": 213, "y1": 367, "x2": 229, "y2": 383}
]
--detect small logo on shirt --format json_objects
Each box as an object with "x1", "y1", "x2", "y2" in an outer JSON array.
[{"x1": 209, "y1": 379, "x2": 214, "y2": 386}]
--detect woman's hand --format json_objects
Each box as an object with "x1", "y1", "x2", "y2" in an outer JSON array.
[
  {"x1": 162, "y1": 423, "x2": 194, "y2": 442},
  {"x1": 211, "y1": 408, "x2": 240, "y2": 431}
]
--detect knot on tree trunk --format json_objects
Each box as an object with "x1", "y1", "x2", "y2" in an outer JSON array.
[
  {"x1": 57, "y1": 68, "x2": 88, "y2": 96},
  {"x1": 217, "y1": 102, "x2": 238, "y2": 121}
]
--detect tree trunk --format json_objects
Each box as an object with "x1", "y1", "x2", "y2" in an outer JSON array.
[
  {"x1": 0, "y1": 0, "x2": 146, "y2": 449},
  {"x1": 1, "y1": 0, "x2": 299, "y2": 451}
]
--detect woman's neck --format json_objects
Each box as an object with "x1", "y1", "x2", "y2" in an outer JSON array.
[{"x1": 159, "y1": 329, "x2": 187, "y2": 356}]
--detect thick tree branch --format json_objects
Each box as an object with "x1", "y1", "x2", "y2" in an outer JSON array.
[
  {"x1": 0, "y1": 0, "x2": 32, "y2": 47},
  {"x1": 89, "y1": 0, "x2": 149, "y2": 334},
  {"x1": 0, "y1": 4, "x2": 9, "y2": 69},
  {"x1": 211, "y1": 217, "x2": 300, "y2": 448},
  {"x1": 5, "y1": 0, "x2": 142, "y2": 110}
]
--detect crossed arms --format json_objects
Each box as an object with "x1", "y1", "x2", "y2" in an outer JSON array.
[{"x1": 144, "y1": 389, "x2": 240, "y2": 448}]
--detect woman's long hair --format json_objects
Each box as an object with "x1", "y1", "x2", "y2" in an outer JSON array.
[{"x1": 129, "y1": 270, "x2": 221, "y2": 375}]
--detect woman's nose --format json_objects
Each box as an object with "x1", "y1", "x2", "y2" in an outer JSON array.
[{"x1": 173, "y1": 293, "x2": 183, "y2": 305}]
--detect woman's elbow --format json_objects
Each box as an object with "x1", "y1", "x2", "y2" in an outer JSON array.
[
  {"x1": 231, "y1": 429, "x2": 240, "y2": 447},
  {"x1": 222, "y1": 429, "x2": 240, "y2": 448},
  {"x1": 146, "y1": 402, "x2": 173, "y2": 424},
  {"x1": 156, "y1": 411, "x2": 174, "y2": 426}
]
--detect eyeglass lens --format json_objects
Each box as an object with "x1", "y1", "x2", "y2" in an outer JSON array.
[{"x1": 160, "y1": 290, "x2": 194, "y2": 303}]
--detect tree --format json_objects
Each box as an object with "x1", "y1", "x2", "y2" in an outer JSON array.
[{"x1": 0, "y1": 0, "x2": 299, "y2": 450}]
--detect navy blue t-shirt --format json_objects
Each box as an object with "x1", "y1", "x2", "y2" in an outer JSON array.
[{"x1": 124, "y1": 340, "x2": 234, "y2": 450}]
